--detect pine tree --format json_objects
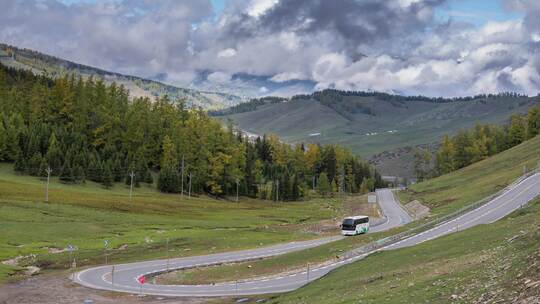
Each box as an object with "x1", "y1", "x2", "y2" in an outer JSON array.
[
  {"x1": 0, "y1": 121, "x2": 6, "y2": 161},
  {"x1": 87, "y1": 153, "x2": 103, "y2": 183},
  {"x1": 317, "y1": 172, "x2": 330, "y2": 196},
  {"x1": 157, "y1": 167, "x2": 180, "y2": 193},
  {"x1": 102, "y1": 163, "x2": 114, "y2": 189},
  {"x1": 508, "y1": 114, "x2": 526, "y2": 146},
  {"x1": 346, "y1": 165, "x2": 357, "y2": 193},
  {"x1": 453, "y1": 131, "x2": 473, "y2": 169},
  {"x1": 291, "y1": 174, "x2": 300, "y2": 201},
  {"x1": 282, "y1": 170, "x2": 291, "y2": 201},
  {"x1": 59, "y1": 159, "x2": 74, "y2": 183},
  {"x1": 73, "y1": 165, "x2": 85, "y2": 183},
  {"x1": 323, "y1": 146, "x2": 337, "y2": 182},
  {"x1": 435, "y1": 135, "x2": 455, "y2": 175},
  {"x1": 160, "y1": 135, "x2": 178, "y2": 169},
  {"x1": 13, "y1": 152, "x2": 26, "y2": 173},
  {"x1": 331, "y1": 180, "x2": 338, "y2": 194},
  {"x1": 527, "y1": 106, "x2": 540, "y2": 139},
  {"x1": 359, "y1": 178, "x2": 371, "y2": 194},
  {"x1": 157, "y1": 136, "x2": 180, "y2": 192},
  {"x1": 27, "y1": 152, "x2": 43, "y2": 176},
  {"x1": 4, "y1": 113, "x2": 25, "y2": 161},
  {"x1": 45, "y1": 132, "x2": 62, "y2": 173},
  {"x1": 26, "y1": 131, "x2": 40, "y2": 160}
]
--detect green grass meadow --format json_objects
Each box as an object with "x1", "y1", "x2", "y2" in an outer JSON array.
[{"x1": 0, "y1": 163, "x2": 343, "y2": 282}]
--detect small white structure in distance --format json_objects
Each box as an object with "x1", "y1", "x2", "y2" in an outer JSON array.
[{"x1": 368, "y1": 195, "x2": 377, "y2": 203}]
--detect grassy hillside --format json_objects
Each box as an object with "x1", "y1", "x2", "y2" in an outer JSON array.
[
  {"x1": 0, "y1": 44, "x2": 242, "y2": 109},
  {"x1": 264, "y1": 137, "x2": 540, "y2": 304},
  {"x1": 0, "y1": 163, "x2": 343, "y2": 283},
  {"x1": 157, "y1": 136, "x2": 540, "y2": 293},
  {"x1": 221, "y1": 91, "x2": 539, "y2": 177},
  {"x1": 268, "y1": 199, "x2": 540, "y2": 304},
  {"x1": 398, "y1": 135, "x2": 540, "y2": 216}
]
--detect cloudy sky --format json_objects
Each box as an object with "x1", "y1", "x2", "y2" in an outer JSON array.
[{"x1": 1, "y1": 0, "x2": 539, "y2": 97}]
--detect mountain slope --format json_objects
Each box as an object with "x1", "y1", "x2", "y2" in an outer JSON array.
[
  {"x1": 0, "y1": 44, "x2": 242, "y2": 109},
  {"x1": 219, "y1": 90, "x2": 540, "y2": 176}
]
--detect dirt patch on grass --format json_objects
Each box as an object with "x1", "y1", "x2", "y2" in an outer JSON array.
[
  {"x1": 404, "y1": 200, "x2": 430, "y2": 220},
  {"x1": 343, "y1": 194, "x2": 381, "y2": 218},
  {"x1": 0, "y1": 272, "x2": 218, "y2": 304}
]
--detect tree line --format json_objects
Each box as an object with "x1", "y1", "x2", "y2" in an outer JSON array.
[
  {"x1": 293, "y1": 89, "x2": 531, "y2": 104},
  {"x1": 0, "y1": 63, "x2": 384, "y2": 200},
  {"x1": 414, "y1": 106, "x2": 540, "y2": 180},
  {"x1": 209, "y1": 96, "x2": 286, "y2": 116}
]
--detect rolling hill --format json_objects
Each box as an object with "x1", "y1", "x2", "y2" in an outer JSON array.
[
  {"x1": 0, "y1": 44, "x2": 243, "y2": 109},
  {"x1": 217, "y1": 90, "x2": 540, "y2": 177},
  {"x1": 268, "y1": 134, "x2": 540, "y2": 304}
]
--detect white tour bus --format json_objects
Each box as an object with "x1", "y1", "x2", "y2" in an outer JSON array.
[{"x1": 341, "y1": 215, "x2": 369, "y2": 236}]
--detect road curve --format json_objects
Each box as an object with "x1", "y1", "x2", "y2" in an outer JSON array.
[
  {"x1": 371, "y1": 188, "x2": 412, "y2": 232},
  {"x1": 73, "y1": 173, "x2": 540, "y2": 297},
  {"x1": 73, "y1": 188, "x2": 408, "y2": 296}
]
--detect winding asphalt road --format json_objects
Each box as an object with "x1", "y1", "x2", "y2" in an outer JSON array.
[
  {"x1": 371, "y1": 188, "x2": 412, "y2": 233},
  {"x1": 73, "y1": 173, "x2": 540, "y2": 297}
]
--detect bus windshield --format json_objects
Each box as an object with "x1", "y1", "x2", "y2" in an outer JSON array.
[{"x1": 342, "y1": 219, "x2": 355, "y2": 227}]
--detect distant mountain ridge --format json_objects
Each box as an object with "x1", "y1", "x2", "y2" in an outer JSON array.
[
  {"x1": 216, "y1": 89, "x2": 540, "y2": 177},
  {"x1": 0, "y1": 43, "x2": 244, "y2": 109},
  {"x1": 214, "y1": 89, "x2": 531, "y2": 116}
]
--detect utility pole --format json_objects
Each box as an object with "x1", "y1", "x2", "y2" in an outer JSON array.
[
  {"x1": 312, "y1": 175, "x2": 316, "y2": 190},
  {"x1": 276, "y1": 180, "x2": 279, "y2": 202},
  {"x1": 68, "y1": 248, "x2": 73, "y2": 279},
  {"x1": 129, "y1": 171, "x2": 135, "y2": 201},
  {"x1": 45, "y1": 166, "x2": 52, "y2": 202},
  {"x1": 166, "y1": 238, "x2": 170, "y2": 272},
  {"x1": 111, "y1": 265, "x2": 115, "y2": 286},
  {"x1": 236, "y1": 179, "x2": 239, "y2": 203},
  {"x1": 181, "y1": 156, "x2": 185, "y2": 198},
  {"x1": 188, "y1": 173, "x2": 192, "y2": 197},
  {"x1": 68, "y1": 244, "x2": 76, "y2": 280},
  {"x1": 104, "y1": 239, "x2": 109, "y2": 265}
]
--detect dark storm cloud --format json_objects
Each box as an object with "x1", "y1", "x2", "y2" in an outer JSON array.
[{"x1": 219, "y1": 0, "x2": 445, "y2": 58}]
